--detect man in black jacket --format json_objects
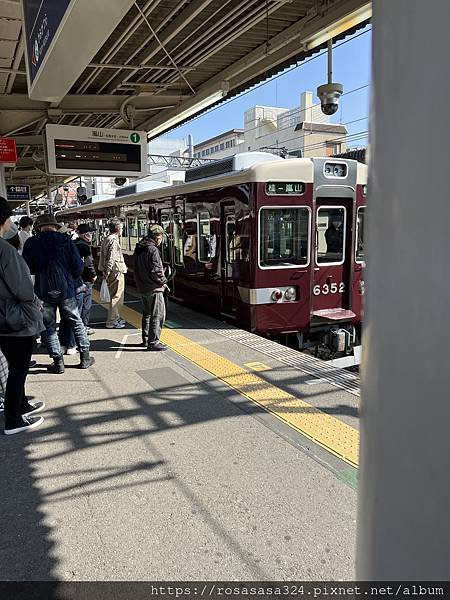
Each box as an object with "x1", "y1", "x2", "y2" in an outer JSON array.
[
  {"x1": 133, "y1": 225, "x2": 168, "y2": 351},
  {"x1": 75, "y1": 224, "x2": 97, "y2": 334}
]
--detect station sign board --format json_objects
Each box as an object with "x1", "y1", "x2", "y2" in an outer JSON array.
[
  {"x1": 0, "y1": 138, "x2": 17, "y2": 166},
  {"x1": 21, "y1": 0, "x2": 135, "y2": 102},
  {"x1": 22, "y1": 0, "x2": 72, "y2": 87},
  {"x1": 45, "y1": 124, "x2": 147, "y2": 178},
  {"x1": 6, "y1": 185, "x2": 31, "y2": 202}
]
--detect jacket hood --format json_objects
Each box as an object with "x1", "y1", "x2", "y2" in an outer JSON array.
[
  {"x1": 135, "y1": 236, "x2": 156, "y2": 255},
  {"x1": 37, "y1": 231, "x2": 73, "y2": 249}
]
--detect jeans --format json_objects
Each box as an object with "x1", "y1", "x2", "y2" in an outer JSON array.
[
  {"x1": 43, "y1": 297, "x2": 89, "y2": 357},
  {"x1": 0, "y1": 336, "x2": 34, "y2": 427},
  {"x1": 106, "y1": 273, "x2": 125, "y2": 326},
  {"x1": 58, "y1": 285, "x2": 93, "y2": 349},
  {"x1": 141, "y1": 292, "x2": 166, "y2": 347}
]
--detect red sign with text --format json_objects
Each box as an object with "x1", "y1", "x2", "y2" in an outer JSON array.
[{"x1": 0, "y1": 138, "x2": 17, "y2": 164}]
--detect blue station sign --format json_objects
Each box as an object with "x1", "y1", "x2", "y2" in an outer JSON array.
[
  {"x1": 6, "y1": 185, "x2": 31, "y2": 202},
  {"x1": 22, "y1": 0, "x2": 73, "y2": 85}
]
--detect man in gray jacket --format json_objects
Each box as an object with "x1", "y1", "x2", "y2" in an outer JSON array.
[{"x1": 133, "y1": 225, "x2": 168, "y2": 351}]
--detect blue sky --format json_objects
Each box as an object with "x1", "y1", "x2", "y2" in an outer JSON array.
[{"x1": 161, "y1": 25, "x2": 372, "y2": 150}]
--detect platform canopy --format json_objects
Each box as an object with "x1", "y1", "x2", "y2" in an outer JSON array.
[{"x1": 0, "y1": 0, "x2": 370, "y2": 197}]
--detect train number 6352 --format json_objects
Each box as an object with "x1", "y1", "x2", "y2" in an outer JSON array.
[{"x1": 313, "y1": 282, "x2": 345, "y2": 295}]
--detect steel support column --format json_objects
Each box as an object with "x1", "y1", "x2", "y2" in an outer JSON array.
[{"x1": 357, "y1": 0, "x2": 450, "y2": 579}]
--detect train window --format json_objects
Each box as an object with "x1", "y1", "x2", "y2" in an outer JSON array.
[
  {"x1": 316, "y1": 206, "x2": 346, "y2": 265},
  {"x1": 161, "y1": 212, "x2": 171, "y2": 263},
  {"x1": 137, "y1": 218, "x2": 147, "y2": 239},
  {"x1": 198, "y1": 211, "x2": 212, "y2": 263},
  {"x1": 226, "y1": 216, "x2": 236, "y2": 263},
  {"x1": 128, "y1": 217, "x2": 139, "y2": 251},
  {"x1": 173, "y1": 213, "x2": 184, "y2": 266},
  {"x1": 120, "y1": 220, "x2": 129, "y2": 252},
  {"x1": 259, "y1": 207, "x2": 309, "y2": 268},
  {"x1": 356, "y1": 207, "x2": 365, "y2": 263}
]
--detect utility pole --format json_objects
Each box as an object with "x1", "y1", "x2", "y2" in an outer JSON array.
[{"x1": 357, "y1": 0, "x2": 450, "y2": 579}]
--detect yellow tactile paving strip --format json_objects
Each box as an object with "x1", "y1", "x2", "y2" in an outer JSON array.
[{"x1": 93, "y1": 290, "x2": 359, "y2": 467}]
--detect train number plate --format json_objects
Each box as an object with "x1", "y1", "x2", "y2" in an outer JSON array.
[{"x1": 313, "y1": 282, "x2": 345, "y2": 295}]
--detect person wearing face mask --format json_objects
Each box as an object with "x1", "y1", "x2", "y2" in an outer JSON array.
[{"x1": 0, "y1": 197, "x2": 45, "y2": 435}]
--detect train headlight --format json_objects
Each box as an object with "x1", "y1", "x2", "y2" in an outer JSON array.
[
  {"x1": 271, "y1": 290, "x2": 283, "y2": 301},
  {"x1": 284, "y1": 287, "x2": 296, "y2": 301}
]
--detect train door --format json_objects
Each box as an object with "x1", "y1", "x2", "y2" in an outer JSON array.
[
  {"x1": 220, "y1": 203, "x2": 237, "y2": 317},
  {"x1": 312, "y1": 198, "x2": 353, "y2": 314}
]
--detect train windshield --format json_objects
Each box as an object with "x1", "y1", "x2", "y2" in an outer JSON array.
[
  {"x1": 316, "y1": 206, "x2": 346, "y2": 264},
  {"x1": 356, "y1": 206, "x2": 365, "y2": 263},
  {"x1": 259, "y1": 207, "x2": 309, "y2": 267}
]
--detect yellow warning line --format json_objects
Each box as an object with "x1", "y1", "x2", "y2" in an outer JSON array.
[{"x1": 93, "y1": 290, "x2": 359, "y2": 467}]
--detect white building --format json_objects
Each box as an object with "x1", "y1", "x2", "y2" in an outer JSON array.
[{"x1": 194, "y1": 91, "x2": 347, "y2": 159}]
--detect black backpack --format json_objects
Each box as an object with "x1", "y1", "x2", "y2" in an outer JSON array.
[{"x1": 41, "y1": 260, "x2": 68, "y2": 304}]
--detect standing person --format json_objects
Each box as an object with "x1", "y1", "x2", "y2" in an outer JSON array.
[
  {"x1": 60, "y1": 223, "x2": 97, "y2": 350},
  {"x1": 98, "y1": 219, "x2": 127, "y2": 329},
  {"x1": 22, "y1": 213, "x2": 95, "y2": 373},
  {"x1": 0, "y1": 197, "x2": 45, "y2": 435},
  {"x1": 18, "y1": 216, "x2": 33, "y2": 254},
  {"x1": 133, "y1": 225, "x2": 168, "y2": 351}
]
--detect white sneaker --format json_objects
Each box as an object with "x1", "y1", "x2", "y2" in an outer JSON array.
[
  {"x1": 67, "y1": 347, "x2": 77, "y2": 355},
  {"x1": 106, "y1": 321, "x2": 125, "y2": 329},
  {"x1": 5, "y1": 415, "x2": 44, "y2": 435}
]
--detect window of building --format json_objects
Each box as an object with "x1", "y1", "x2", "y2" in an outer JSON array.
[
  {"x1": 198, "y1": 211, "x2": 211, "y2": 262},
  {"x1": 220, "y1": 143, "x2": 225, "y2": 150},
  {"x1": 356, "y1": 207, "x2": 365, "y2": 263},
  {"x1": 259, "y1": 207, "x2": 310, "y2": 268},
  {"x1": 316, "y1": 206, "x2": 346, "y2": 265},
  {"x1": 226, "y1": 141, "x2": 231, "y2": 148},
  {"x1": 214, "y1": 145, "x2": 219, "y2": 152}
]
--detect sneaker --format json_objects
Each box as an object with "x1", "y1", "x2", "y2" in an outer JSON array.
[
  {"x1": 86, "y1": 328, "x2": 95, "y2": 336},
  {"x1": 106, "y1": 321, "x2": 125, "y2": 329},
  {"x1": 147, "y1": 343, "x2": 168, "y2": 352},
  {"x1": 22, "y1": 400, "x2": 45, "y2": 417},
  {"x1": 4, "y1": 415, "x2": 44, "y2": 435},
  {"x1": 29, "y1": 360, "x2": 37, "y2": 368},
  {"x1": 66, "y1": 347, "x2": 77, "y2": 355}
]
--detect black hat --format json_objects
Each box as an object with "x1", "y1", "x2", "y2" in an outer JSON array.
[
  {"x1": 34, "y1": 213, "x2": 61, "y2": 229},
  {"x1": 77, "y1": 223, "x2": 96, "y2": 234}
]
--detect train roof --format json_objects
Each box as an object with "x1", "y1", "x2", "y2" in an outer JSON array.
[{"x1": 57, "y1": 155, "x2": 367, "y2": 217}]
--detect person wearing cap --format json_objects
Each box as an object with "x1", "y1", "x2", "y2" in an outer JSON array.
[
  {"x1": 133, "y1": 224, "x2": 168, "y2": 351},
  {"x1": 98, "y1": 219, "x2": 127, "y2": 329},
  {"x1": 22, "y1": 213, "x2": 95, "y2": 373},
  {"x1": 74, "y1": 223, "x2": 97, "y2": 333},
  {"x1": 0, "y1": 197, "x2": 45, "y2": 435},
  {"x1": 18, "y1": 216, "x2": 33, "y2": 255}
]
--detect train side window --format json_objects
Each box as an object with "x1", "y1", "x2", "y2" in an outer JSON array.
[
  {"x1": 128, "y1": 217, "x2": 139, "y2": 251},
  {"x1": 137, "y1": 218, "x2": 148, "y2": 240},
  {"x1": 259, "y1": 207, "x2": 310, "y2": 268},
  {"x1": 226, "y1": 216, "x2": 236, "y2": 262},
  {"x1": 198, "y1": 211, "x2": 212, "y2": 262},
  {"x1": 161, "y1": 212, "x2": 171, "y2": 263},
  {"x1": 356, "y1": 207, "x2": 365, "y2": 263},
  {"x1": 173, "y1": 213, "x2": 184, "y2": 266},
  {"x1": 121, "y1": 220, "x2": 129, "y2": 252},
  {"x1": 316, "y1": 206, "x2": 346, "y2": 265}
]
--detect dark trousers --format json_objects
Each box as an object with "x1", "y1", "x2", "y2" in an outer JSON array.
[
  {"x1": 0, "y1": 336, "x2": 34, "y2": 427},
  {"x1": 59, "y1": 285, "x2": 93, "y2": 348},
  {"x1": 141, "y1": 292, "x2": 166, "y2": 347}
]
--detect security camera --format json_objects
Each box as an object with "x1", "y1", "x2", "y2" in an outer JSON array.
[{"x1": 317, "y1": 82, "x2": 343, "y2": 116}]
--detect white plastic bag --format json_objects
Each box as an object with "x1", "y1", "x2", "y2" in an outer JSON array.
[{"x1": 100, "y1": 279, "x2": 110, "y2": 303}]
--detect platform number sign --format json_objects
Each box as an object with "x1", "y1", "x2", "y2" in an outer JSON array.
[{"x1": 130, "y1": 133, "x2": 141, "y2": 143}]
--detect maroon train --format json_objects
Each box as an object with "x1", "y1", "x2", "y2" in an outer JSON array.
[{"x1": 58, "y1": 153, "x2": 367, "y2": 365}]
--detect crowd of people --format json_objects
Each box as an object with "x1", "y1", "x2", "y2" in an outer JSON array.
[{"x1": 0, "y1": 198, "x2": 169, "y2": 436}]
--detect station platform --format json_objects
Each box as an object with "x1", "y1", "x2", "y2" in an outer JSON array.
[{"x1": 0, "y1": 295, "x2": 360, "y2": 581}]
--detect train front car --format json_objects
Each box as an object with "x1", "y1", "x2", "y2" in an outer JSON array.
[{"x1": 251, "y1": 158, "x2": 367, "y2": 366}]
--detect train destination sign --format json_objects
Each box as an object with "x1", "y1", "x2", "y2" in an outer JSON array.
[
  {"x1": 6, "y1": 185, "x2": 31, "y2": 202},
  {"x1": 266, "y1": 182, "x2": 305, "y2": 195},
  {"x1": 45, "y1": 124, "x2": 147, "y2": 178}
]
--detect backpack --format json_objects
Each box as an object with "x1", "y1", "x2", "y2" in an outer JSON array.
[{"x1": 41, "y1": 260, "x2": 68, "y2": 304}]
